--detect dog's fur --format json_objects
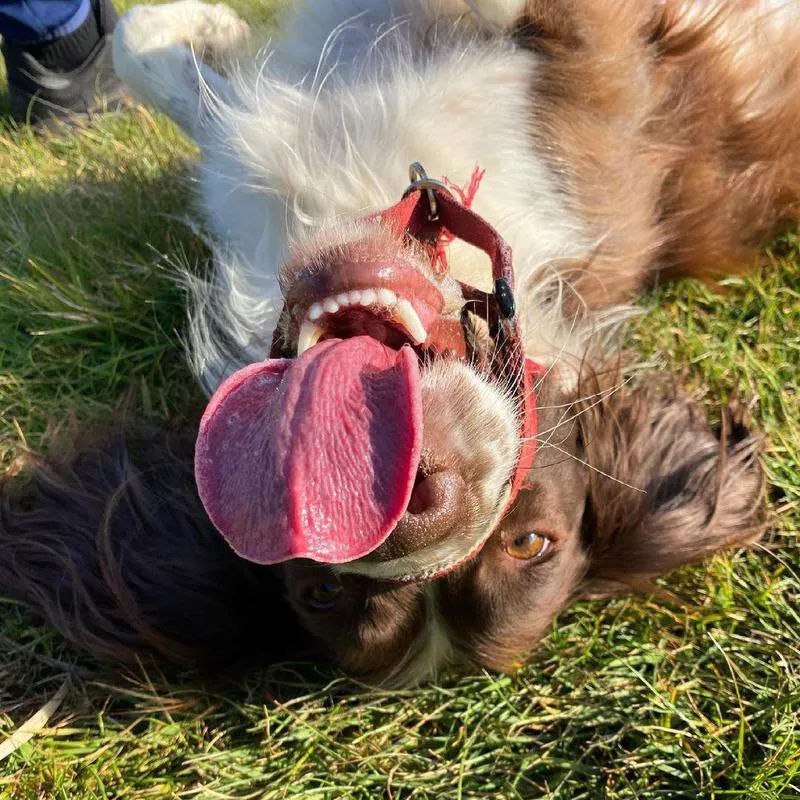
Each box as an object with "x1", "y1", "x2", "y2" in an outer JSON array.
[{"x1": 1, "y1": 0, "x2": 795, "y2": 685}]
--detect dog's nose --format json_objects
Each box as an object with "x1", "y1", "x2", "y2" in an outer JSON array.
[
  {"x1": 405, "y1": 471, "x2": 465, "y2": 519},
  {"x1": 368, "y1": 470, "x2": 470, "y2": 561}
]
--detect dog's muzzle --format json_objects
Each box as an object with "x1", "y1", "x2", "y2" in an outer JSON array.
[{"x1": 195, "y1": 163, "x2": 544, "y2": 582}]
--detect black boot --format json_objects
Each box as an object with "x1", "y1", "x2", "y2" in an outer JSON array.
[{"x1": 2, "y1": 0, "x2": 128, "y2": 127}]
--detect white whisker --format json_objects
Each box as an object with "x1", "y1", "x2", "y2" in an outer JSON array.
[{"x1": 542, "y1": 441, "x2": 647, "y2": 493}]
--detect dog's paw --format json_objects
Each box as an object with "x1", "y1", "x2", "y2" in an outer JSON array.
[
  {"x1": 464, "y1": 0, "x2": 527, "y2": 31},
  {"x1": 119, "y1": 1, "x2": 251, "y2": 58},
  {"x1": 189, "y1": 2, "x2": 251, "y2": 59}
]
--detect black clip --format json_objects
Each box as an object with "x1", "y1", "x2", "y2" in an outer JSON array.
[{"x1": 494, "y1": 278, "x2": 516, "y2": 319}]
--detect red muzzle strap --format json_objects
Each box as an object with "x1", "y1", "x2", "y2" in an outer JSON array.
[{"x1": 368, "y1": 167, "x2": 542, "y2": 515}]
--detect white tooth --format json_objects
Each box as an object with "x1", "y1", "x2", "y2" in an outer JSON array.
[
  {"x1": 360, "y1": 289, "x2": 378, "y2": 306},
  {"x1": 335, "y1": 293, "x2": 350, "y2": 306},
  {"x1": 377, "y1": 288, "x2": 397, "y2": 307},
  {"x1": 297, "y1": 320, "x2": 324, "y2": 355},
  {"x1": 348, "y1": 290, "x2": 362, "y2": 304},
  {"x1": 394, "y1": 298, "x2": 428, "y2": 344},
  {"x1": 308, "y1": 302, "x2": 324, "y2": 321},
  {"x1": 323, "y1": 297, "x2": 340, "y2": 315}
]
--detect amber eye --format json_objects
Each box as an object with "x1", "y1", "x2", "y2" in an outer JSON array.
[
  {"x1": 307, "y1": 578, "x2": 343, "y2": 611},
  {"x1": 504, "y1": 532, "x2": 550, "y2": 561}
]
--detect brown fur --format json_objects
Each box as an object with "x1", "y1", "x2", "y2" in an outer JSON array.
[
  {"x1": 515, "y1": 0, "x2": 800, "y2": 305},
  {"x1": 435, "y1": 374, "x2": 764, "y2": 673},
  {"x1": 0, "y1": 427, "x2": 308, "y2": 671},
  {"x1": 0, "y1": 373, "x2": 765, "y2": 682}
]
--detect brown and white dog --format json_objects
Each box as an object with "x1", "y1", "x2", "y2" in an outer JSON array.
[{"x1": 1, "y1": 0, "x2": 797, "y2": 685}]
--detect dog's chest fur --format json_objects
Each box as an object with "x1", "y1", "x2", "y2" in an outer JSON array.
[{"x1": 196, "y1": 0, "x2": 594, "y2": 389}]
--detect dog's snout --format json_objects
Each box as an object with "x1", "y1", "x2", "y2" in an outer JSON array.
[
  {"x1": 405, "y1": 470, "x2": 465, "y2": 522},
  {"x1": 367, "y1": 470, "x2": 470, "y2": 561}
]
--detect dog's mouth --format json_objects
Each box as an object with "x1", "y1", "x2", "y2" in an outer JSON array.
[
  {"x1": 284, "y1": 258, "x2": 468, "y2": 359},
  {"x1": 194, "y1": 165, "x2": 541, "y2": 580},
  {"x1": 195, "y1": 258, "x2": 473, "y2": 567}
]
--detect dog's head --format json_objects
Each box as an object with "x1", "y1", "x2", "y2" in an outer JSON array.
[
  {"x1": 0, "y1": 371, "x2": 762, "y2": 685},
  {"x1": 272, "y1": 377, "x2": 764, "y2": 684},
  {"x1": 178, "y1": 164, "x2": 766, "y2": 684},
  {"x1": 194, "y1": 190, "x2": 537, "y2": 584}
]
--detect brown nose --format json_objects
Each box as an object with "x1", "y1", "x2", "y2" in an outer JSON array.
[{"x1": 367, "y1": 470, "x2": 470, "y2": 562}]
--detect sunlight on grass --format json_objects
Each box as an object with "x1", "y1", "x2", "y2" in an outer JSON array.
[{"x1": 0, "y1": 2, "x2": 798, "y2": 798}]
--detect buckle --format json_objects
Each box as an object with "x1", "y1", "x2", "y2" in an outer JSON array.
[{"x1": 402, "y1": 162, "x2": 454, "y2": 222}]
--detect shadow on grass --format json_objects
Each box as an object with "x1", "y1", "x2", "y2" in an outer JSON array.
[
  {"x1": 0, "y1": 153, "x2": 211, "y2": 437},
  {"x1": 0, "y1": 140, "x2": 334, "y2": 720}
]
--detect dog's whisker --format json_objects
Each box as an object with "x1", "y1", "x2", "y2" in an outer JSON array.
[{"x1": 539, "y1": 441, "x2": 647, "y2": 493}]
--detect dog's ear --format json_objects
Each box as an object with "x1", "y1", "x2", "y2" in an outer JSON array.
[
  {"x1": 0, "y1": 424, "x2": 306, "y2": 671},
  {"x1": 577, "y1": 380, "x2": 764, "y2": 595}
]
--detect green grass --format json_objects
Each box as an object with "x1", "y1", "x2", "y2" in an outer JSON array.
[{"x1": 0, "y1": 2, "x2": 798, "y2": 797}]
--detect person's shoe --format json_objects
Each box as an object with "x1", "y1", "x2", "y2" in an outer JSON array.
[{"x1": 2, "y1": 0, "x2": 128, "y2": 127}]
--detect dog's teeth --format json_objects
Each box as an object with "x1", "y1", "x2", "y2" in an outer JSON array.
[
  {"x1": 297, "y1": 320, "x2": 324, "y2": 355},
  {"x1": 394, "y1": 298, "x2": 427, "y2": 344},
  {"x1": 377, "y1": 288, "x2": 397, "y2": 306},
  {"x1": 359, "y1": 289, "x2": 378, "y2": 306},
  {"x1": 302, "y1": 290, "x2": 424, "y2": 347}
]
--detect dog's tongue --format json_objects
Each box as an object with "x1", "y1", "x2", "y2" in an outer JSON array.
[{"x1": 195, "y1": 337, "x2": 422, "y2": 564}]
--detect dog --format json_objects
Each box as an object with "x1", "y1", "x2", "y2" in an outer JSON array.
[{"x1": 1, "y1": 0, "x2": 797, "y2": 686}]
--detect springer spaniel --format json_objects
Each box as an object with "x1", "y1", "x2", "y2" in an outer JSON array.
[{"x1": 1, "y1": 0, "x2": 796, "y2": 685}]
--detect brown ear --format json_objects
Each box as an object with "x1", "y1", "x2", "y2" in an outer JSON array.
[
  {"x1": 0, "y1": 424, "x2": 307, "y2": 671},
  {"x1": 577, "y1": 379, "x2": 765, "y2": 595}
]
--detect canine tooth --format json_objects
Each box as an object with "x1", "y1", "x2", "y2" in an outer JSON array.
[
  {"x1": 360, "y1": 289, "x2": 378, "y2": 306},
  {"x1": 308, "y1": 302, "x2": 324, "y2": 321},
  {"x1": 297, "y1": 320, "x2": 324, "y2": 355},
  {"x1": 323, "y1": 297, "x2": 340, "y2": 314},
  {"x1": 348, "y1": 290, "x2": 362, "y2": 304},
  {"x1": 335, "y1": 293, "x2": 350, "y2": 306},
  {"x1": 394, "y1": 298, "x2": 427, "y2": 344},
  {"x1": 377, "y1": 288, "x2": 397, "y2": 306}
]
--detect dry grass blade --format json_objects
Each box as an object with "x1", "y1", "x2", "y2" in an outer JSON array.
[{"x1": 0, "y1": 678, "x2": 70, "y2": 763}]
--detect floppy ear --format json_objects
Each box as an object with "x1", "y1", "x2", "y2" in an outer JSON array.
[
  {"x1": 577, "y1": 380, "x2": 765, "y2": 594},
  {"x1": 0, "y1": 424, "x2": 306, "y2": 671}
]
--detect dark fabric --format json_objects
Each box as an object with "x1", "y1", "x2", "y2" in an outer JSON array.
[
  {"x1": 0, "y1": 0, "x2": 91, "y2": 44},
  {"x1": 1, "y1": 0, "x2": 121, "y2": 125},
  {"x1": 15, "y1": 2, "x2": 100, "y2": 71}
]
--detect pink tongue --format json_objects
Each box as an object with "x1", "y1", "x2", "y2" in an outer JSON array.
[{"x1": 195, "y1": 337, "x2": 422, "y2": 564}]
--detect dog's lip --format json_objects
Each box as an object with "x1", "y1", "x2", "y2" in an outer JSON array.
[{"x1": 285, "y1": 260, "x2": 447, "y2": 342}]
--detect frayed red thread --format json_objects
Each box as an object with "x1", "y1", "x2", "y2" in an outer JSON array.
[{"x1": 432, "y1": 165, "x2": 486, "y2": 272}]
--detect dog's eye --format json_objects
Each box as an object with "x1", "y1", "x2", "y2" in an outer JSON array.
[
  {"x1": 504, "y1": 532, "x2": 550, "y2": 561},
  {"x1": 307, "y1": 578, "x2": 343, "y2": 611}
]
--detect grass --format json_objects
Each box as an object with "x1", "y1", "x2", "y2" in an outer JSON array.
[{"x1": 0, "y1": 2, "x2": 798, "y2": 797}]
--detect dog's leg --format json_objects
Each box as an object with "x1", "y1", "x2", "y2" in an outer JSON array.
[
  {"x1": 464, "y1": 0, "x2": 527, "y2": 31},
  {"x1": 112, "y1": 1, "x2": 251, "y2": 138}
]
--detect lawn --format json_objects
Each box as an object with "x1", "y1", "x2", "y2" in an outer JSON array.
[{"x1": 0, "y1": 2, "x2": 798, "y2": 797}]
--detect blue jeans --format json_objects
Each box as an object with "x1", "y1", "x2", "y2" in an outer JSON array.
[{"x1": 0, "y1": 0, "x2": 91, "y2": 44}]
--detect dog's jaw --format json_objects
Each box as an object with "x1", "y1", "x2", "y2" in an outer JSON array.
[{"x1": 180, "y1": 18, "x2": 595, "y2": 393}]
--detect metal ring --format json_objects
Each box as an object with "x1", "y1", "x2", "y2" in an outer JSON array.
[{"x1": 402, "y1": 162, "x2": 453, "y2": 221}]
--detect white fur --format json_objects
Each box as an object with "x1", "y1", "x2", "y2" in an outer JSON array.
[
  {"x1": 382, "y1": 584, "x2": 455, "y2": 687},
  {"x1": 113, "y1": 0, "x2": 603, "y2": 394},
  {"x1": 465, "y1": 0, "x2": 528, "y2": 30},
  {"x1": 112, "y1": 0, "x2": 251, "y2": 133}
]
